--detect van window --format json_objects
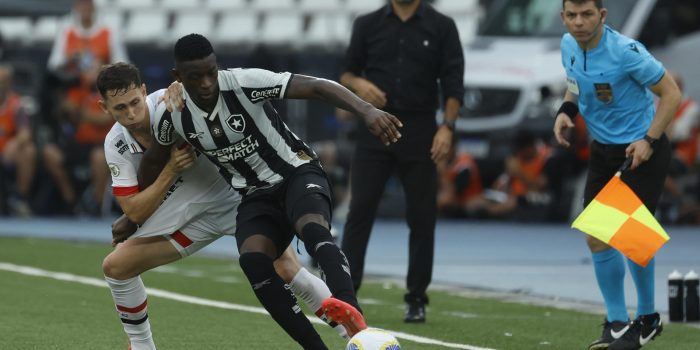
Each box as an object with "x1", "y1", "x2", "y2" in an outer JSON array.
[{"x1": 480, "y1": 0, "x2": 639, "y2": 37}]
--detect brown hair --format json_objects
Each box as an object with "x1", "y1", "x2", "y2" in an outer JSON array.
[{"x1": 96, "y1": 62, "x2": 142, "y2": 100}]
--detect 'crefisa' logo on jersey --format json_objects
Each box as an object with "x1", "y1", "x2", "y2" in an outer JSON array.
[
  {"x1": 226, "y1": 114, "x2": 245, "y2": 133},
  {"x1": 158, "y1": 118, "x2": 173, "y2": 144},
  {"x1": 243, "y1": 85, "x2": 282, "y2": 103}
]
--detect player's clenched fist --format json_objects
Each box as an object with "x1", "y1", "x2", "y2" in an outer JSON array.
[
  {"x1": 164, "y1": 143, "x2": 196, "y2": 174},
  {"x1": 362, "y1": 108, "x2": 403, "y2": 146}
]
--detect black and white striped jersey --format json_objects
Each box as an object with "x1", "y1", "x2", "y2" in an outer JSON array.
[{"x1": 152, "y1": 68, "x2": 317, "y2": 195}]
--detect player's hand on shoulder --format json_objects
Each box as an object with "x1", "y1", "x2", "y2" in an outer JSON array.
[
  {"x1": 553, "y1": 113, "x2": 575, "y2": 147},
  {"x1": 111, "y1": 215, "x2": 138, "y2": 247},
  {"x1": 363, "y1": 108, "x2": 403, "y2": 146},
  {"x1": 625, "y1": 139, "x2": 653, "y2": 170},
  {"x1": 159, "y1": 81, "x2": 186, "y2": 112},
  {"x1": 165, "y1": 143, "x2": 196, "y2": 174}
]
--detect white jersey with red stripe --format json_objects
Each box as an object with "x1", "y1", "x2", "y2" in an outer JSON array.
[{"x1": 104, "y1": 89, "x2": 239, "y2": 238}]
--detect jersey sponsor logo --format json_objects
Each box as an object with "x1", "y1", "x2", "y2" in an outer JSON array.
[
  {"x1": 225, "y1": 114, "x2": 245, "y2": 133},
  {"x1": 210, "y1": 125, "x2": 225, "y2": 138},
  {"x1": 108, "y1": 163, "x2": 120, "y2": 177},
  {"x1": 243, "y1": 85, "x2": 283, "y2": 103},
  {"x1": 114, "y1": 139, "x2": 130, "y2": 155},
  {"x1": 594, "y1": 83, "x2": 613, "y2": 104},
  {"x1": 305, "y1": 183, "x2": 323, "y2": 190},
  {"x1": 161, "y1": 176, "x2": 183, "y2": 203},
  {"x1": 204, "y1": 135, "x2": 260, "y2": 162},
  {"x1": 187, "y1": 131, "x2": 204, "y2": 139},
  {"x1": 570, "y1": 55, "x2": 576, "y2": 67},
  {"x1": 157, "y1": 118, "x2": 173, "y2": 144}
]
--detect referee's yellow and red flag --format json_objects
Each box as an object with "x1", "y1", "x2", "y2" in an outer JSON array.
[{"x1": 572, "y1": 161, "x2": 669, "y2": 267}]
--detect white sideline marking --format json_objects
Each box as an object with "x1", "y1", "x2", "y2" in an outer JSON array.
[{"x1": 0, "y1": 262, "x2": 496, "y2": 350}]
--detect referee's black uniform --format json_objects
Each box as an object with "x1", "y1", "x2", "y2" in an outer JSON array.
[{"x1": 340, "y1": 1, "x2": 464, "y2": 314}]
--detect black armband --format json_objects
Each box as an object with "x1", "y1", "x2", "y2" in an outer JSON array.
[{"x1": 556, "y1": 101, "x2": 579, "y2": 119}]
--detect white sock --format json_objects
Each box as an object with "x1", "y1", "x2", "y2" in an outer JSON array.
[
  {"x1": 105, "y1": 276, "x2": 156, "y2": 350},
  {"x1": 288, "y1": 267, "x2": 348, "y2": 339}
]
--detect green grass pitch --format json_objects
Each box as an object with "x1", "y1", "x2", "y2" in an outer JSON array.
[{"x1": 1, "y1": 237, "x2": 699, "y2": 349}]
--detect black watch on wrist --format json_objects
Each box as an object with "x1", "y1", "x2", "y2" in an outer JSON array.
[
  {"x1": 643, "y1": 134, "x2": 659, "y2": 149},
  {"x1": 443, "y1": 119, "x2": 456, "y2": 132}
]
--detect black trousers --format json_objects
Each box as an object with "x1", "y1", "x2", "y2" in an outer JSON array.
[
  {"x1": 584, "y1": 135, "x2": 671, "y2": 212},
  {"x1": 341, "y1": 117, "x2": 437, "y2": 304}
]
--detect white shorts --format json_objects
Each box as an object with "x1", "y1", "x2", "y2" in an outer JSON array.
[{"x1": 132, "y1": 197, "x2": 239, "y2": 257}]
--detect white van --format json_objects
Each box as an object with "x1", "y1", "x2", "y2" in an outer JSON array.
[{"x1": 457, "y1": 0, "x2": 700, "y2": 160}]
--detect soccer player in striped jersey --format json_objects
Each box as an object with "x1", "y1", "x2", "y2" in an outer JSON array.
[
  {"x1": 98, "y1": 63, "x2": 346, "y2": 350},
  {"x1": 142, "y1": 34, "x2": 402, "y2": 349}
]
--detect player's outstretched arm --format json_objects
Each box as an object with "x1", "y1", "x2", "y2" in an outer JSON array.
[{"x1": 286, "y1": 74, "x2": 402, "y2": 146}]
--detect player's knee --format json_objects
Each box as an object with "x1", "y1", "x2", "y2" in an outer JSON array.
[
  {"x1": 294, "y1": 213, "x2": 328, "y2": 235},
  {"x1": 102, "y1": 254, "x2": 136, "y2": 280},
  {"x1": 239, "y1": 252, "x2": 275, "y2": 281},
  {"x1": 300, "y1": 222, "x2": 334, "y2": 258},
  {"x1": 273, "y1": 256, "x2": 300, "y2": 283}
]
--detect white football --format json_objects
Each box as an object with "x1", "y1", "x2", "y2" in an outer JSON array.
[{"x1": 346, "y1": 328, "x2": 401, "y2": 350}]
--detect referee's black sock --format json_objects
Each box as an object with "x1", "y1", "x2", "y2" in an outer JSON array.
[
  {"x1": 301, "y1": 223, "x2": 362, "y2": 313},
  {"x1": 238, "y1": 252, "x2": 327, "y2": 350}
]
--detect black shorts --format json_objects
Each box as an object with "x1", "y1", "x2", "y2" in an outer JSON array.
[
  {"x1": 235, "y1": 163, "x2": 333, "y2": 255},
  {"x1": 583, "y1": 135, "x2": 671, "y2": 213}
]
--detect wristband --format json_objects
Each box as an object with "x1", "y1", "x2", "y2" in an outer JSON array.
[
  {"x1": 643, "y1": 135, "x2": 659, "y2": 149},
  {"x1": 556, "y1": 101, "x2": 579, "y2": 119}
]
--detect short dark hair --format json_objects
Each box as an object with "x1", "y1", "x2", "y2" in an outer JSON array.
[
  {"x1": 96, "y1": 62, "x2": 142, "y2": 99},
  {"x1": 174, "y1": 33, "x2": 214, "y2": 63},
  {"x1": 563, "y1": 0, "x2": 603, "y2": 9}
]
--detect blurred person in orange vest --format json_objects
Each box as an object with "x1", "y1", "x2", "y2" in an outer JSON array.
[
  {"x1": 43, "y1": 61, "x2": 113, "y2": 215},
  {"x1": 437, "y1": 140, "x2": 482, "y2": 218},
  {"x1": 466, "y1": 130, "x2": 551, "y2": 219},
  {"x1": 47, "y1": 0, "x2": 128, "y2": 86},
  {"x1": 0, "y1": 65, "x2": 36, "y2": 216},
  {"x1": 43, "y1": 0, "x2": 126, "y2": 215}
]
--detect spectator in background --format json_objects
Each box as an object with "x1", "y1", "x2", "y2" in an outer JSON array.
[
  {"x1": 47, "y1": 0, "x2": 128, "y2": 81},
  {"x1": 465, "y1": 130, "x2": 552, "y2": 220},
  {"x1": 42, "y1": 0, "x2": 127, "y2": 215},
  {"x1": 42, "y1": 62, "x2": 112, "y2": 215},
  {"x1": 339, "y1": 0, "x2": 464, "y2": 323},
  {"x1": 0, "y1": 64, "x2": 36, "y2": 217},
  {"x1": 437, "y1": 142, "x2": 482, "y2": 218},
  {"x1": 659, "y1": 72, "x2": 700, "y2": 223}
]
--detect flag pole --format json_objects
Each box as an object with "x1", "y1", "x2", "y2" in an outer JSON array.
[{"x1": 615, "y1": 157, "x2": 633, "y2": 177}]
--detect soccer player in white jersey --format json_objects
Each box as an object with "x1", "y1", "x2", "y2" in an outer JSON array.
[
  {"x1": 97, "y1": 63, "x2": 346, "y2": 350},
  {"x1": 143, "y1": 34, "x2": 403, "y2": 350}
]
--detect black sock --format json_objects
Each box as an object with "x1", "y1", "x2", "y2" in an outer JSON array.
[
  {"x1": 239, "y1": 252, "x2": 327, "y2": 350},
  {"x1": 301, "y1": 223, "x2": 361, "y2": 313}
]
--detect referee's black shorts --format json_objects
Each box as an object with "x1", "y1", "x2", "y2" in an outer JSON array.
[
  {"x1": 235, "y1": 163, "x2": 333, "y2": 255},
  {"x1": 583, "y1": 135, "x2": 671, "y2": 213}
]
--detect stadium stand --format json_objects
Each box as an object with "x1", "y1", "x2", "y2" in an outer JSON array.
[
  {"x1": 0, "y1": 17, "x2": 33, "y2": 43},
  {"x1": 206, "y1": 0, "x2": 249, "y2": 12},
  {"x1": 169, "y1": 12, "x2": 215, "y2": 43},
  {"x1": 123, "y1": 10, "x2": 169, "y2": 43},
  {"x1": 211, "y1": 11, "x2": 259, "y2": 46},
  {"x1": 305, "y1": 12, "x2": 352, "y2": 47},
  {"x1": 259, "y1": 13, "x2": 305, "y2": 46},
  {"x1": 33, "y1": 17, "x2": 61, "y2": 43}
]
